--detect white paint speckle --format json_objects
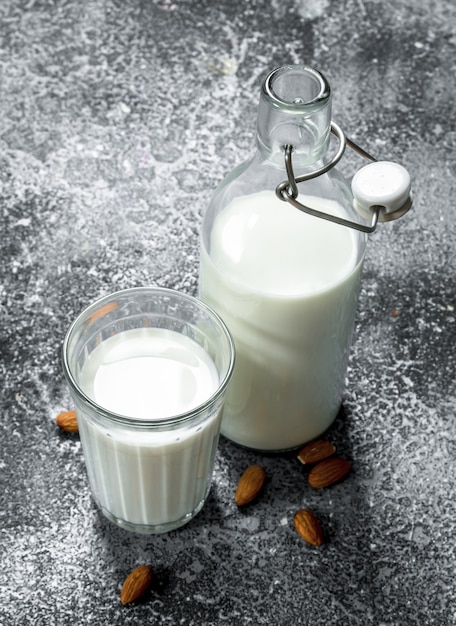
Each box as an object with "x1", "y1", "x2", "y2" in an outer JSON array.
[
  {"x1": 295, "y1": 0, "x2": 330, "y2": 20},
  {"x1": 15, "y1": 218, "x2": 32, "y2": 227}
]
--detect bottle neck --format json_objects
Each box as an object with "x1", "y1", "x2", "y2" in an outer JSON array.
[{"x1": 256, "y1": 66, "x2": 332, "y2": 167}]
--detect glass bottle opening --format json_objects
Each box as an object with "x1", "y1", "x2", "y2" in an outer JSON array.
[
  {"x1": 263, "y1": 65, "x2": 330, "y2": 111},
  {"x1": 257, "y1": 65, "x2": 332, "y2": 162}
]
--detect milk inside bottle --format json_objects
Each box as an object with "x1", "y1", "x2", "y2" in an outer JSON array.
[{"x1": 199, "y1": 65, "x2": 368, "y2": 451}]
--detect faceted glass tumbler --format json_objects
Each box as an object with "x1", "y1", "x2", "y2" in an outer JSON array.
[{"x1": 62, "y1": 287, "x2": 235, "y2": 534}]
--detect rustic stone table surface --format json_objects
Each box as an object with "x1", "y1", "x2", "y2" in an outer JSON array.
[{"x1": 1, "y1": 0, "x2": 455, "y2": 624}]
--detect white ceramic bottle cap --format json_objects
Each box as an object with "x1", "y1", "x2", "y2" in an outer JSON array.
[{"x1": 352, "y1": 161, "x2": 412, "y2": 222}]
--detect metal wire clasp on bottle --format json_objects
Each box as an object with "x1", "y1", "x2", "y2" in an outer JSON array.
[{"x1": 275, "y1": 122, "x2": 413, "y2": 233}]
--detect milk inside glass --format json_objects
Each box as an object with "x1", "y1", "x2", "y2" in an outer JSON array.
[
  {"x1": 199, "y1": 190, "x2": 364, "y2": 451},
  {"x1": 75, "y1": 327, "x2": 222, "y2": 530}
]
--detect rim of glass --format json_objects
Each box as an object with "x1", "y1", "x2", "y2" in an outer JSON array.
[
  {"x1": 263, "y1": 64, "x2": 331, "y2": 111},
  {"x1": 62, "y1": 286, "x2": 235, "y2": 428}
]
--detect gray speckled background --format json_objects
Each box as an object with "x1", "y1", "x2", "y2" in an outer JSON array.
[{"x1": 1, "y1": 0, "x2": 456, "y2": 624}]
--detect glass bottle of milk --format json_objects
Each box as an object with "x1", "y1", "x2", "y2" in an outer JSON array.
[{"x1": 199, "y1": 65, "x2": 368, "y2": 451}]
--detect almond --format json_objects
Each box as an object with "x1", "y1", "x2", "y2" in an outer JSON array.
[
  {"x1": 293, "y1": 509, "x2": 324, "y2": 546},
  {"x1": 86, "y1": 301, "x2": 118, "y2": 326},
  {"x1": 120, "y1": 565, "x2": 153, "y2": 605},
  {"x1": 297, "y1": 439, "x2": 336, "y2": 465},
  {"x1": 55, "y1": 410, "x2": 78, "y2": 433},
  {"x1": 308, "y1": 457, "x2": 351, "y2": 489},
  {"x1": 235, "y1": 465, "x2": 266, "y2": 506}
]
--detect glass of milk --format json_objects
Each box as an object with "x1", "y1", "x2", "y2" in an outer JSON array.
[{"x1": 62, "y1": 287, "x2": 235, "y2": 534}]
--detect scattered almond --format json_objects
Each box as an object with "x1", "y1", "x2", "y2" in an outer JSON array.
[
  {"x1": 235, "y1": 465, "x2": 266, "y2": 506},
  {"x1": 297, "y1": 439, "x2": 336, "y2": 465},
  {"x1": 120, "y1": 565, "x2": 153, "y2": 605},
  {"x1": 308, "y1": 457, "x2": 351, "y2": 489},
  {"x1": 86, "y1": 301, "x2": 118, "y2": 326},
  {"x1": 294, "y1": 508, "x2": 324, "y2": 546},
  {"x1": 55, "y1": 410, "x2": 78, "y2": 433}
]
